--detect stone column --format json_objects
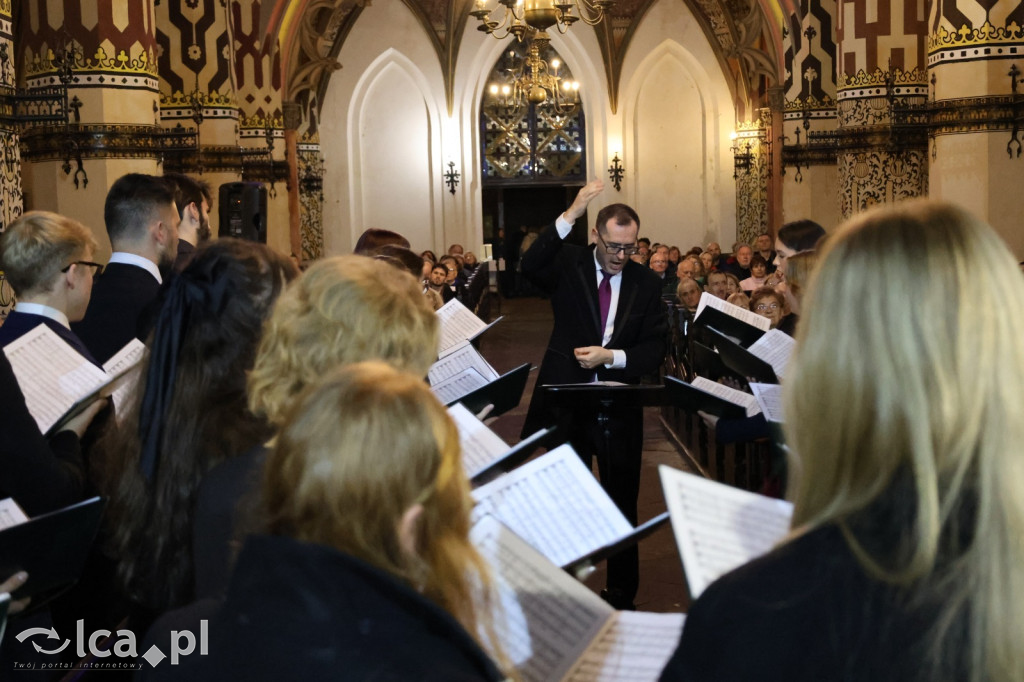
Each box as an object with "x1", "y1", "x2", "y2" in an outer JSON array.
[
  {"x1": 781, "y1": 0, "x2": 842, "y2": 230},
  {"x1": 926, "y1": 0, "x2": 1024, "y2": 256},
  {"x1": 17, "y1": 0, "x2": 161, "y2": 255},
  {"x1": 835, "y1": 0, "x2": 929, "y2": 218}
]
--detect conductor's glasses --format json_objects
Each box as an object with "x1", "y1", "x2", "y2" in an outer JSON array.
[{"x1": 597, "y1": 233, "x2": 639, "y2": 256}]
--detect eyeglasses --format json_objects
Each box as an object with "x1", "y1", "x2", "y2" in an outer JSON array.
[
  {"x1": 61, "y1": 261, "x2": 104, "y2": 278},
  {"x1": 596, "y1": 232, "x2": 639, "y2": 256},
  {"x1": 755, "y1": 302, "x2": 779, "y2": 311}
]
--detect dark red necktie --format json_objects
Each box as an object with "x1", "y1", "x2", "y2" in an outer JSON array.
[{"x1": 598, "y1": 270, "x2": 612, "y2": 337}]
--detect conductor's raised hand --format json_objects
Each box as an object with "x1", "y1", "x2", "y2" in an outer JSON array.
[{"x1": 564, "y1": 179, "x2": 605, "y2": 223}]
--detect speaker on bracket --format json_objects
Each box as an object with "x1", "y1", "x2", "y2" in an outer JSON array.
[{"x1": 218, "y1": 182, "x2": 267, "y2": 243}]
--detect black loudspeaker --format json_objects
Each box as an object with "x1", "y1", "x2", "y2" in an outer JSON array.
[{"x1": 218, "y1": 182, "x2": 267, "y2": 243}]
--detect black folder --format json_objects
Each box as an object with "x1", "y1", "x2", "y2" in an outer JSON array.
[
  {"x1": 470, "y1": 426, "x2": 560, "y2": 487},
  {"x1": 0, "y1": 497, "x2": 104, "y2": 602},
  {"x1": 543, "y1": 382, "x2": 666, "y2": 410},
  {"x1": 663, "y1": 375, "x2": 746, "y2": 419},
  {"x1": 561, "y1": 511, "x2": 671, "y2": 579},
  {"x1": 692, "y1": 305, "x2": 766, "y2": 347},
  {"x1": 708, "y1": 328, "x2": 778, "y2": 384},
  {"x1": 449, "y1": 362, "x2": 532, "y2": 418},
  {"x1": 691, "y1": 341, "x2": 738, "y2": 382}
]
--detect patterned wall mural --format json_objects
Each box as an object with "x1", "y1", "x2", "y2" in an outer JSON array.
[{"x1": 0, "y1": 0, "x2": 19, "y2": 322}]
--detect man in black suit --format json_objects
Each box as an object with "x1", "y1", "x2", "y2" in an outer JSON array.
[
  {"x1": 72, "y1": 173, "x2": 179, "y2": 363},
  {"x1": 521, "y1": 179, "x2": 665, "y2": 609},
  {"x1": 0, "y1": 211, "x2": 101, "y2": 364}
]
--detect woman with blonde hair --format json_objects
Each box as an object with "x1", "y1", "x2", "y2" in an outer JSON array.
[
  {"x1": 661, "y1": 200, "x2": 1024, "y2": 681},
  {"x1": 190, "y1": 362, "x2": 507, "y2": 679},
  {"x1": 192, "y1": 254, "x2": 439, "y2": 597}
]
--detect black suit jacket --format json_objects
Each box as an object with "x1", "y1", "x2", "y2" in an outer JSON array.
[
  {"x1": 521, "y1": 221, "x2": 665, "y2": 435},
  {"x1": 0, "y1": 310, "x2": 99, "y2": 366},
  {"x1": 72, "y1": 262, "x2": 162, "y2": 363}
]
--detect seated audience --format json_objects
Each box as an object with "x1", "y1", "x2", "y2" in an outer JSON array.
[
  {"x1": 749, "y1": 286, "x2": 792, "y2": 334},
  {"x1": 182, "y1": 363, "x2": 508, "y2": 680},
  {"x1": 705, "y1": 270, "x2": 728, "y2": 299},
  {"x1": 0, "y1": 211, "x2": 101, "y2": 363},
  {"x1": 723, "y1": 272, "x2": 742, "y2": 297},
  {"x1": 667, "y1": 246, "x2": 681, "y2": 269},
  {"x1": 753, "y1": 232, "x2": 777, "y2": 273},
  {"x1": 102, "y1": 240, "x2": 296, "y2": 621},
  {"x1": 720, "y1": 244, "x2": 753, "y2": 280},
  {"x1": 650, "y1": 250, "x2": 678, "y2": 294},
  {"x1": 663, "y1": 200, "x2": 1024, "y2": 682},
  {"x1": 726, "y1": 292, "x2": 750, "y2": 309},
  {"x1": 676, "y1": 278, "x2": 702, "y2": 313},
  {"x1": 354, "y1": 228, "x2": 410, "y2": 254},
  {"x1": 699, "y1": 250, "x2": 713, "y2": 273}
]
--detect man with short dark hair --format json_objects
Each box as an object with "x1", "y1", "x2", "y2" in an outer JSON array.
[
  {"x1": 164, "y1": 172, "x2": 212, "y2": 273},
  {"x1": 72, "y1": 173, "x2": 179, "y2": 363},
  {"x1": 521, "y1": 179, "x2": 665, "y2": 611},
  {"x1": 705, "y1": 241, "x2": 722, "y2": 268}
]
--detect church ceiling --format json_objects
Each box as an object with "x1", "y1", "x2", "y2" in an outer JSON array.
[{"x1": 275, "y1": 0, "x2": 785, "y2": 123}]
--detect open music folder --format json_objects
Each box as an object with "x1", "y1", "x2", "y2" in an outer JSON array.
[
  {"x1": 471, "y1": 444, "x2": 635, "y2": 569},
  {"x1": 692, "y1": 292, "x2": 769, "y2": 347},
  {"x1": 447, "y1": 403, "x2": 556, "y2": 484},
  {"x1": 659, "y1": 466, "x2": 793, "y2": 599},
  {"x1": 663, "y1": 375, "x2": 760, "y2": 419},
  {"x1": 709, "y1": 327, "x2": 794, "y2": 384},
  {"x1": 435, "y1": 298, "x2": 503, "y2": 356},
  {"x1": 3, "y1": 324, "x2": 146, "y2": 436},
  {"x1": 471, "y1": 515, "x2": 685, "y2": 682}
]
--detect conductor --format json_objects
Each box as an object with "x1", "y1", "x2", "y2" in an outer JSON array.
[{"x1": 521, "y1": 179, "x2": 666, "y2": 609}]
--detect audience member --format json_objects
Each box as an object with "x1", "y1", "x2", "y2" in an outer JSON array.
[
  {"x1": 699, "y1": 250, "x2": 713, "y2": 273},
  {"x1": 73, "y1": 173, "x2": 180, "y2": 363},
  {"x1": 778, "y1": 249, "x2": 819, "y2": 316},
  {"x1": 721, "y1": 244, "x2": 753, "y2": 280},
  {"x1": 705, "y1": 241, "x2": 722, "y2": 268},
  {"x1": 687, "y1": 255, "x2": 706, "y2": 287},
  {"x1": 354, "y1": 228, "x2": 410, "y2": 254},
  {"x1": 667, "y1": 246, "x2": 681, "y2": 269},
  {"x1": 676, "y1": 258, "x2": 696, "y2": 281},
  {"x1": 740, "y1": 254, "x2": 769, "y2": 291},
  {"x1": 0, "y1": 211, "x2": 101, "y2": 363},
  {"x1": 705, "y1": 270, "x2": 728, "y2": 299},
  {"x1": 753, "y1": 232, "x2": 777, "y2": 273},
  {"x1": 726, "y1": 292, "x2": 750, "y2": 309},
  {"x1": 676, "y1": 278, "x2": 702, "y2": 313},
  {"x1": 649, "y1": 250, "x2": 678, "y2": 295},
  {"x1": 447, "y1": 243, "x2": 464, "y2": 256},
  {"x1": 723, "y1": 272, "x2": 742, "y2": 297},
  {"x1": 664, "y1": 200, "x2": 1024, "y2": 682},
  {"x1": 749, "y1": 286, "x2": 790, "y2": 333}
]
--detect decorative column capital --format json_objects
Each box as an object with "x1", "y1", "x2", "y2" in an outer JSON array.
[{"x1": 282, "y1": 101, "x2": 303, "y2": 131}]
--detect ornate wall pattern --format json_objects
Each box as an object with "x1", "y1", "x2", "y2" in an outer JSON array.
[
  {"x1": 0, "y1": 0, "x2": 18, "y2": 322},
  {"x1": 837, "y1": 0, "x2": 928, "y2": 79},
  {"x1": 19, "y1": 1, "x2": 159, "y2": 93},
  {"x1": 734, "y1": 122, "x2": 768, "y2": 242},
  {"x1": 838, "y1": 149, "x2": 927, "y2": 215},
  {"x1": 297, "y1": 131, "x2": 324, "y2": 261},
  {"x1": 928, "y1": 0, "x2": 1024, "y2": 68}
]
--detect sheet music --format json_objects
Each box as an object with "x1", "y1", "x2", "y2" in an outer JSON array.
[
  {"x1": 102, "y1": 338, "x2": 147, "y2": 416},
  {"x1": 747, "y1": 329, "x2": 795, "y2": 380},
  {"x1": 3, "y1": 325, "x2": 109, "y2": 433},
  {"x1": 430, "y1": 367, "x2": 490, "y2": 404},
  {"x1": 695, "y1": 292, "x2": 770, "y2": 332},
  {"x1": 750, "y1": 383, "x2": 784, "y2": 423},
  {"x1": 0, "y1": 498, "x2": 28, "y2": 531},
  {"x1": 690, "y1": 377, "x2": 761, "y2": 417},
  {"x1": 567, "y1": 611, "x2": 686, "y2": 682},
  {"x1": 659, "y1": 466, "x2": 793, "y2": 599},
  {"x1": 430, "y1": 342, "x2": 498, "y2": 385},
  {"x1": 472, "y1": 444, "x2": 633, "y2": 567},
  {"x1": 471, "y1": 516, "x2": 613, "y2": 682},
  {"x1": 448, "y1": 403, "x2": 509, "y2": 478},
  {"x1": 436, "y1": 299, "x2": 501, "y2": 355}
]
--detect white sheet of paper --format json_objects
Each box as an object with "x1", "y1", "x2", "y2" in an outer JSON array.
[
  {"x1": 659, "y1": 466, "x2": 793, "y2": 599},
  {"x1": 448, "y1": 403, "x2": 509, "y2": 478},
  {"x1": 695, "y1": 292, "x2": 771, "y2": 332},
  {"x1": 0, "y1": 498, "x2": 29, "y2": 531},
  {"x1": 749, "y1": 383, "x2": 784, "y2": 423},
  {"x1": 471, "y1": 444, "x2": 633, "y2": 567},
  {"x1": 430, "y1": 367, "x2": 490, "y2": 404},
  {"x1": 690, "y1": 376, "x2": 761, "y2": 418},
  {"x1": 3, "y1": 325, "x2": 110, "y2": 433},
  {"x1": 436, "y1": 299, "x2": 502, "y2": 355},
  {"x1": 102, "y1": 338, "x2": 147, "y2": 416},
  {"x1": 471, "y1": 516, "x2": 613, "y2": 682},
  {"x1": 430, "y1": 342, "x2": 498, "y2": 385},
  {"x1": 567, "y1": 610, "x2": 686, "y2": 682},
  {"x1": 747, "y1": 329, "x2": 795, "y2": 380}
]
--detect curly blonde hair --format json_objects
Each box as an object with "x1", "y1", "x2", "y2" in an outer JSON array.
[{"x1": 248, "y1": 255, "x2": 438, "y2": 427}]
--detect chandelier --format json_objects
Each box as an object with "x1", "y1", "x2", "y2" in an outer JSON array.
[
  {"x1": 487, "y1": 42, "x2": 580, "y2": 115},
  {"x1": 471, "y1": 0, "x2": 614, "y2": 39},
  {"x1": 473, "y1": 0, "x2": 612, "y2": 113}
]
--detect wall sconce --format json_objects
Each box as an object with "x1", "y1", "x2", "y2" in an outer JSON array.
[
  {"x1": 730, "y1": 132, "x2": 753, "y2": 179},
  {"x1": 444, "y1": 161, "x2": 460, "y2": 194},
  {"x1": 608, "y1": 152, "x2": 624, "y2": 191}
]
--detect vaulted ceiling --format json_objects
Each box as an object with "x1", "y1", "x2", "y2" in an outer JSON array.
[{"x1": 265, "y1": 0, "x2": 795, "y2": 124}]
